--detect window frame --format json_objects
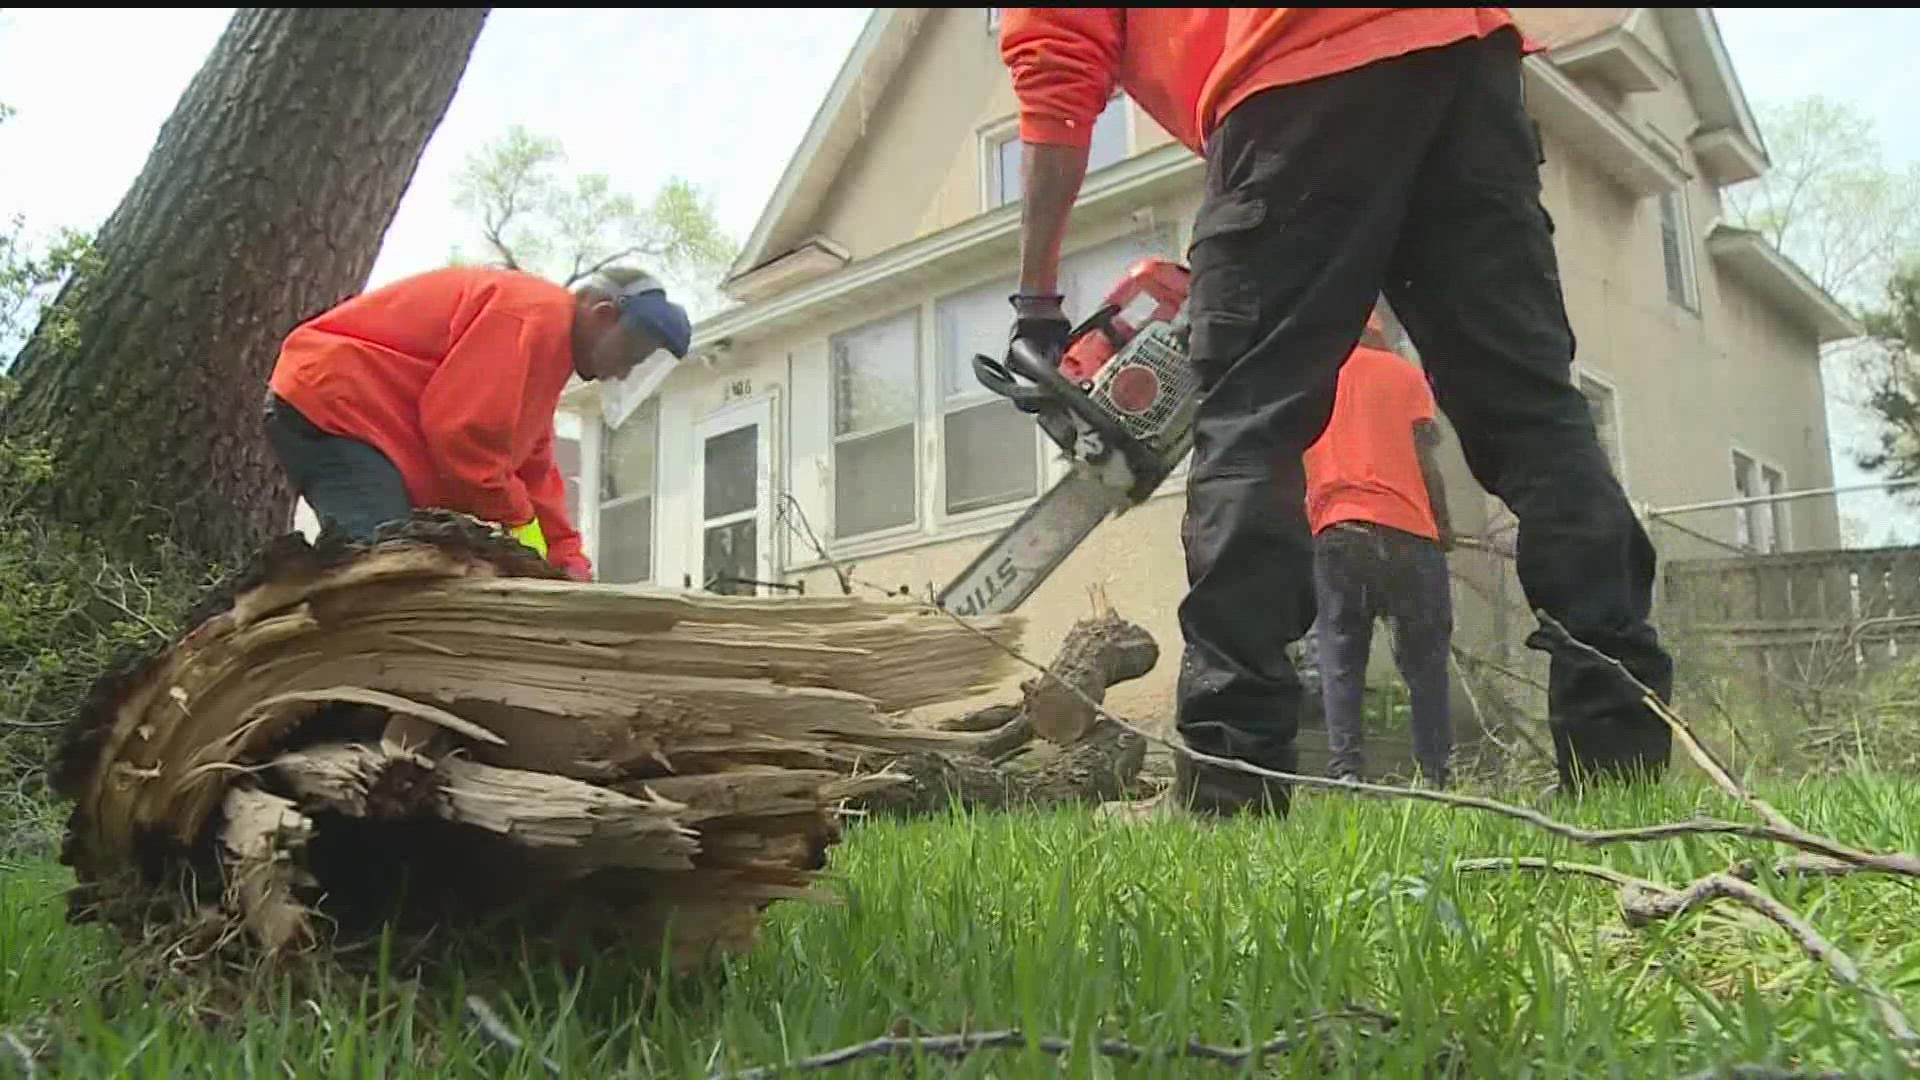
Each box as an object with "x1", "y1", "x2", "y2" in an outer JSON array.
[
  {"x1": 596, "y1": 395, "x2": 660, "y2": 583},
  {"x1": 828, "y1": 305, "x2": 925, "y2": 544},
  {"x1": 933, "y1": 271, "x2": 1046, "y2": 521},
  {"x1": 1574, "y1": 367, "x2": 1628, "y2": 491},
  {"x1": 1658, "y1": 187, "x2": 1700, "y2": 313},
  {"x1": 979, "y1": 93, "x2": 1131, "y2": 212}
]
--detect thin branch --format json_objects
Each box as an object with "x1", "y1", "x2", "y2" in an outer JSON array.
[
  {"x1": 712, "y1": 1008, "x2": 1396, "y2": 1078},
  {"x1": 465, "y1": 995, "x2": 562, "y2": 1078},
  {"x1": 1, "y1": 1029, "x2": 35, "y2": 1079},
  {"x1": 1457, "y1": 858, "x2": 1918, "y2": 1048},
  {"x1": 840, "y1": 565, "x2": 1919, "y2": 870},
  {"x1": 1531, "y1": 613, "x2": 1918, "y2": 878},
  {"x1": 1664, "y1": 877, "x2": 1919, "y2": 1047},
  {"x1": 1453, "y1": 856, "x2": 1667, "y2": 894},
  {"x1": 1674, "y1": 1060, "x2": 1850, "y2": 1068},
  {"x1": 92, "y1": 569, "x2": 171, "y2": 641},
  {"x1": 568, "y1": 244, "x2": 661, "y2": 288}
]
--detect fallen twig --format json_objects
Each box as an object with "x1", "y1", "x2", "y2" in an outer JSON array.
[
  {"x1": 0, "y1": 1029, "x2": 36, "y2": 1079},
  {"x1": 1533, "y1": 613, "x2": 1919, "y2": 880},
  {"x1": 823, "y1": 562, "x2": 1920, "y2": 1056},
  {"x1": 1674, "y1": 1060, "x2": 1850, "y2": 1068},
  {"x1": 1460, "y1": 857, "x2": 1917, "y2": 1046},
  {"x1": 713, "y1": 1007, "x2": 1395, "y2": 1078},
  {"x1": 465, "y1": 995, "x2": 562, "y2": 1078}
]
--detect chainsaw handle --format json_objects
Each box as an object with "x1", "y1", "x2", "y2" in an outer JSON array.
[{"x1": 971, "y1": 352, "x2": 1056, "y2": 413}]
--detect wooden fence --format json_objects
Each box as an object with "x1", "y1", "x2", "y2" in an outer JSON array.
[{"x1": 1661, "y1": 546, "x2": 1920, "y2": 680}]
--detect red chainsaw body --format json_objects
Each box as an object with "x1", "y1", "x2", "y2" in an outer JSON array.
[{"x1": 1059, "y1": 258, "x2": 1192, "y2": 384}]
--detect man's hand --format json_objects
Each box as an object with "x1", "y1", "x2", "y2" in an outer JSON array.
[{"x1": 1009, "y1": 292, "x2": 1072, "y2": 365}]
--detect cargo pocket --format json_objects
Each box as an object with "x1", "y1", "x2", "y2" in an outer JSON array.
[{"x1": 1185, "y1": 193, "x2": 1269, "y2": 385}]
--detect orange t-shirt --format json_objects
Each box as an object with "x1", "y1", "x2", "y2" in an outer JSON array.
[
  {"x1": 267, "y1": 266, "x2": 589, "y2": 578},
  {"x1": 1000, "y1": 8, "x2": 1533, "y2": 156},
  {"x1": 1302, "y1": 345, "x2": 1441, "y2": 542}
]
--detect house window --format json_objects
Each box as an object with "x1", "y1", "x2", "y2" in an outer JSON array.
[
  {"x1": 599, "y1": 396, "x2": 658, "y2": 582},
  {"x1": 831, "y1": 308, "x2": 921, "y2": 540},
  {"x1": 1658, "y1": 189, "x2": 1698, "y2": 312},
  {"x1": 1576, "y1": 373, "x2": 1624, "y2": 484},
  {"x1": 987, "y1": 95, "x2": 1130, "y2": 208},
  {"x1": 1731, "y1": 450, "x2": 1763, "y2": 552},
  {"x1": 1763, "y1": 464, "x2": 1790, "y2": 553},
  {"x1": 553, "y1": 409, "x2": 584, "y2": 526},
  {"x1": 937, "y1": 275, "x2": 1039, "y2": 515}
]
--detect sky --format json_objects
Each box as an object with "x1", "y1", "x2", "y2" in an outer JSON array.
[{"x1": 1, "y1": 6, "x2": 1916, "y2": 538}]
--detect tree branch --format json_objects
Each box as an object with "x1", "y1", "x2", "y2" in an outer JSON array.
[
  {"x1": 1458, "y1": 858, "x2": 1917, "y2": 1047},
  {"x1": 711, "y1": 1008, "x2": 1396, "y2": 1078}
]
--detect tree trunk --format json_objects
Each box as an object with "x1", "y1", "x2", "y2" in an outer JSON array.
[
  {"x1": 850, "y1": 608, "x2": 1161, "y2": 816},
  {"x1": 52, "y1": 511, "x2": 1028, "y2": 970},
  {"x1": 3, "y1": 8, "x2": 490, "y2": 564}
]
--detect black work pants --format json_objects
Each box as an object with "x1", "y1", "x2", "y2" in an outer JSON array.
[
  {"x1": 1313, "y1": 522, "x2": 1455, "y2": 785},
  {"x1": 263, "y1": 393, "x2": 413, "y2": 542},
  {"x1": 1175, "y1": 26, "x2": 1674, "y2": 795}
]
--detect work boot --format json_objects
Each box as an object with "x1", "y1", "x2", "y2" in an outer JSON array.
[{"x1": 1171, "y1": 750, "x2": 1292, "y2": 818}]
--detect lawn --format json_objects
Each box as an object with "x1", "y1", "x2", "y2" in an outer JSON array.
[{"x1": 3, "y1": 774, "x2": 1918, "y2": 1078}]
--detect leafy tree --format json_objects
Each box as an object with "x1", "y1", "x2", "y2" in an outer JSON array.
[
  {"x1": 451, "y1": 124, "x2": 737, "y2": 314},
  {"x1": 1725, "y1": 95, "x2": 1920, "y2": 308},
  {"x1": 1854, "y1": 265, "x2": 1920, "y2": 484},
  {"x1": 1726, "y1": 96, "x2": 1920, "y2": 516},
  {"x1": 1, "y1": 9, "x2": 492, "y2": 565}
]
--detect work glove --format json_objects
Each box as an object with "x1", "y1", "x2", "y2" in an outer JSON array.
[
  {"x1": 508, "y1": 518, "x2": 548, "y2": 559},
  {"x1": 1008, "y1": 292, "x2": 1071, "y2": 367},
  {"x1": 1006, "y1": 292, "x2": 1072, "y2": 415}
]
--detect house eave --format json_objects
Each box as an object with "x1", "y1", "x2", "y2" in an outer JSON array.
[
  {"x1": 1522, "y1": 55, "x2": 1685, "y2": 196},
  {"x1": 1690, "y1": 127, "x2": 1766, "y2": 187},
  {"x1": 692, "y1": 143, "x2": 1205, "y2": 354},
  {"x1": 1706, "y1": 226, "x2": 1862, "y2": 343},
  {"x1": 1552, "y1": 27, "x2": 1673, "y2": 95},
  {"x1": 726, "y1": 8, "x2": 932, "y2": 282},
  {"x1": 723, "y1": 237, "x2": 852, "y2": 302}
]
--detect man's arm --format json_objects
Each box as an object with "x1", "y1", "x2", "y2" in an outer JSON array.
[
  {"x1": 999, "y1": 9, "x2": 1124, "y2": 296},
  {"x1": 1414, "y1": 419, "x2": 1454, "y2": 549},
  {"x1": 519, "y1": 426, "x2": 592, "y2": 580},
  {"x1": 416, "y1": 299, "x2": 539, "y2": 528}
]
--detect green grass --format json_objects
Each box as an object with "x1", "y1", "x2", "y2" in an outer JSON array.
[{"x1": 5, "y1": 775, "x2": 1920, "y2": 1077}]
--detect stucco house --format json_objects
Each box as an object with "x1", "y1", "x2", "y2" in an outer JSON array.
[{"x1": 517, "y1": 7, "x2": 1859, "y2": 728}]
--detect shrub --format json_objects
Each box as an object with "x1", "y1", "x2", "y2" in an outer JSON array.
[{"x1": 0, "y1": 378, "x2": 217, "y2": 845}]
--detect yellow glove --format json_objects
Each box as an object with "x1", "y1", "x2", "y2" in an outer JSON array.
[{"x1": 508, "y1": 518, "x2": 548, "y2": 559}]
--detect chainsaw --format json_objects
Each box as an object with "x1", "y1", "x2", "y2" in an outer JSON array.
[{"x1": 936, "y1": 257, "x2": 1202, "y2": 618}]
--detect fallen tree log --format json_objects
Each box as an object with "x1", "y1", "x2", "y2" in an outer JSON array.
[
  {"x1": 853, "y1": 597, "x2": 1161, "y2": 816},
  {"x1": 51, "y1": 511, "x2": 1026, "y2": 970}
]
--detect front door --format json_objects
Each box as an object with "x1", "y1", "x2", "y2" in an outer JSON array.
[{"x1": 694, "y1": 397, "x2": 774, "y2": 596}]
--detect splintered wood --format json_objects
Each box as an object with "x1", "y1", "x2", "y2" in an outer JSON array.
[{"x1": 51, "y1": 513, "x2": 1024, "y2": 969}]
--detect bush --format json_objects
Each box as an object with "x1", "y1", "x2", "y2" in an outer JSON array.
[{"x1": 0, "y1": 380, "x2": 218, "y2": 844}]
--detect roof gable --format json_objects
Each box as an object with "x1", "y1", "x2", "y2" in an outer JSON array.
[
  {"x1": 727, "y1": 8, "x2": 928, "y2": 284},
  {"x1": 733, "y1": 7, "x2": 1771, "y2": 289}
]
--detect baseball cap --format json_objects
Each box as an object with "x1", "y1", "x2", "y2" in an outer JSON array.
[{"x1": 582, "y1": 270, "x2": 693, "y2": 360}]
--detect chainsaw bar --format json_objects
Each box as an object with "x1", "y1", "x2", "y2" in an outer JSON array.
[{"x1": 936, "y1": 464, "x2": 1132, "y2": 619}]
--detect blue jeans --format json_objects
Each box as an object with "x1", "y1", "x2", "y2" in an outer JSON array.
[
  {"x1": 263, "y1": 393, "x2": 412, "y2": 542},
  {"x1": 1312, "y1": 521, "x2": 1454, "y2": 784}
]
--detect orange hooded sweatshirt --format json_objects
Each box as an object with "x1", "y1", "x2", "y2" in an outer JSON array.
[
  {"x1": 1000, "y1": 8, "x2": 1532, "y2": 156},
  {"x1": 267, "y1": 266, "x2": 590, "y2": 580}
]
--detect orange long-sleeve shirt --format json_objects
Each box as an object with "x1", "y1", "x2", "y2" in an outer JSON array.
[
  {"x1": 1304, "y1": 345, "x2": 1443, "y2": 543},
  {"x1": 1000, "y1": 8, "x2": 1531, "y2": 156},
  {"x1": 267, "y1": 266, "x2": 590, "y2": 579}
]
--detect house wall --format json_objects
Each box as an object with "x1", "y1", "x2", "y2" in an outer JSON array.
[{"x1": 557, "y1": 8, "x2": 1844, "y2": 727}]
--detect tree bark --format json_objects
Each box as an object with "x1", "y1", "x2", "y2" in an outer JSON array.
[
  {"x1": 850, "y1": 609, "x2": 1160, "y2": 816},
  {"x1": 3, "y1": 8, "x2": 490, "y2": 564},
  {"x1": 51, "y1": 511, "x2": 1027, "y2": 967}
]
